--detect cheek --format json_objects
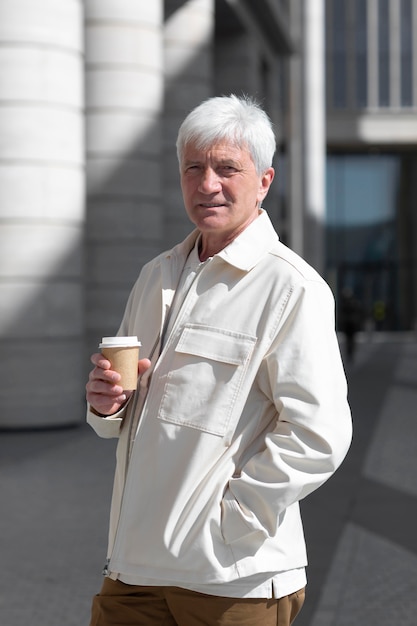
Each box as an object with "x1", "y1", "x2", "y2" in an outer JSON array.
[{"x1": 180, "y1": 181, "x2": 194, "y2": 206}]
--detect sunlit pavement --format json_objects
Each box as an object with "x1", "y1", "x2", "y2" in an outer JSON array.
[
  {"x1": 298, "y1": 333, "x2": 417, "y2": 626},
  {"x1": 0, "y1": 334, "x2": 416, "y2": 626}
]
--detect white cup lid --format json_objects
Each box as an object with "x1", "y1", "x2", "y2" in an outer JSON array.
[{"x1": 99, "y1": 336, "x2": 141, "y2": 348}]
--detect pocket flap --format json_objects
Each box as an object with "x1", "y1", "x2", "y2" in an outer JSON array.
[{"x1": 176, "y1": 324, "x2": 257, "y2": 365}]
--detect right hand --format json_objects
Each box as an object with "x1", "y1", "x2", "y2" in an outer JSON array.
[{"x1": 86, "y1": 353, "x2": 151, "y2": 416}]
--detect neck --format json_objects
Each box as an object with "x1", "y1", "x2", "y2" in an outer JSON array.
[
  {"x1": 198, "y1": 235, "x2": 231, "y2": 261},
  {"x1": 198, "y1": 210, "x2": 261, "y2": 261}
]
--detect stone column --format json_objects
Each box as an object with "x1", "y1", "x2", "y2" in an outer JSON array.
[
  {"x1": 0, "y1": 0, "x2": 85, "y2": 427},
  {"x1": 288, "y1": 0, "x2": 305, "y2": 257},
  {"x1": 215, "y1": 33, "x2": 262, "y2": 96},
  {"x1": 302, "y1": 0, "x2": 326, "y2": 274},
  {"x1": 163, "y1": 0, "x2": 214, "y2": 248},
  {"x1": 84, "y1": 0, "x2": 165, "y2": 354}
]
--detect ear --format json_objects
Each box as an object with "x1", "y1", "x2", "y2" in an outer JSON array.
[{"x1": 257, "y1": 167, "x2": 275, "y2": 202}]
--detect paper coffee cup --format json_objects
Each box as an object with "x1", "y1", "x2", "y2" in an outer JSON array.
[{"x1": 99, "y1": 336, "x2": 141, "y2": 391}]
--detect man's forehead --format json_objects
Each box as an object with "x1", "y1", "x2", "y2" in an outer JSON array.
[{"x1": 183, "y1": 139, "x2": 251, "y2": 161}]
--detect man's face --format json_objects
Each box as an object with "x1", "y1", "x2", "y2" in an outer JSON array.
[{"x1": 180, "y1": 140, "x2": 274, "y2": 243}]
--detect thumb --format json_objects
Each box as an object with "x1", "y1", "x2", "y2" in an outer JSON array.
[{"x1": 138, "y1": 358, "x2": 152, "y2": 376}]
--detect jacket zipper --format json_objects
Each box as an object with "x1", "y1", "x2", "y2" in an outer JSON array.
[{"x1": 103, "y1": 331, "x2": 161, "y2": 578}]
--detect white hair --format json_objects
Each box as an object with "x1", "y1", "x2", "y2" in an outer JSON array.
[{"x1": 176, "y1": 94, "x2": 276, "y2": 174}]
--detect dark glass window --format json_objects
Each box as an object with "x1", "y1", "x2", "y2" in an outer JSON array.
[
  {"x1": 332, "y1": 0, "x2": 347, "y2": 108},
  {"x1": 355, "y1": 0, "x2": 368, "y2": 107},
  {"x1": 378, "y1": 0, "x2": 390, "y2": 106},
  {"x1": 326, "y1": 154, "x2": 417, "y2": 330},
  {"x1": 400, "y1": 0, "x2": 413, "y2": 106},
  {"x1": 327, "y1": 154, "x2": 398, "y2": 266}
]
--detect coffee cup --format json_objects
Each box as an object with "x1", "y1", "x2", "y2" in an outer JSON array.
[{"x1": 99, "y1": 336, "x2": 141, "y2": 391}]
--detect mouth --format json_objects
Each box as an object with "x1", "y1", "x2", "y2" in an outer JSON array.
[{"x1": 198, "y1": 202, "x2": 226, "y2": 209}]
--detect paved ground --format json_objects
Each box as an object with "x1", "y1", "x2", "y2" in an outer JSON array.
[{"x1": 0, "y1": 334, "x2": 416, "y2": 625}]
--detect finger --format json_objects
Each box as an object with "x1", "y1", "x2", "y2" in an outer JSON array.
[
  {"x1": 88, "y1": 385, "x2": 134, "y2": 416},
  {"x1": 138, "y1": 358, "x2": 152, "y2": 376},
  {"x1": 86, "y1": 380, "x2": 127, "y2": 408},
  {"x1": 88, "y1": 395, "x2": 127, "y2": 416},
  {"x1": 87, "y1": 377, "x2": 123, "y2": 396},
  {"x1": 90, "y1": 352, "x2": 112, "y2": 370},
  {"x1": 88, "y1": 363, "x2": 121, "y2": 385}
]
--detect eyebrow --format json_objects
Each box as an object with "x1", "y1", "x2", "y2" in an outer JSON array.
[{"x1": 183, "y1": 158, "x2": 241, "y2": 168}]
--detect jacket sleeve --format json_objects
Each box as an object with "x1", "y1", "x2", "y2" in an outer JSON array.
[
  {"x1": 86, "y1": 404, "x2": 125, "y2": 439},
  {"x1": 222, "y1": 279, "x2": 352, "y2": 544}
]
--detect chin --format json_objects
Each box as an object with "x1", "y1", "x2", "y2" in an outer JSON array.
[{"x1": 197, "y1": 216, "x2": 227, "y2": 230}]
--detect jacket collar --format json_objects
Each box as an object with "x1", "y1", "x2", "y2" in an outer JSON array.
[
  {"x1": 165, "y1": 209, "x2": 279, "y2": 272},
  {"x1": 217, "y1": 209, "x2": 279, "y2": 271}
]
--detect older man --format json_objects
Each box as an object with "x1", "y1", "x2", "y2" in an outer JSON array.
[{"x1": 86, "y1": 95, "x2": 352, "y2": 626}]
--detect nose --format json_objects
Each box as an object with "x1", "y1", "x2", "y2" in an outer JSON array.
[{"x1": 198, "y1": 167, "x2": 222, "y2": 193}]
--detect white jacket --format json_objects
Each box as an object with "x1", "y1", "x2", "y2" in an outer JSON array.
[{"x1": 87, "y1": 210, "x2": 352, "y2": 585}]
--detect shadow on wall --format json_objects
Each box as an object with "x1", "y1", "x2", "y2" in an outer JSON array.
[{"x1": 84, "y1": 0, "x2": 217, "y2": 361}]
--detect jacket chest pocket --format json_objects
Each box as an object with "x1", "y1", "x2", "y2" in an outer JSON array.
[{"x1": 157, "y1": 324, "x2": 257, "y2": 438}]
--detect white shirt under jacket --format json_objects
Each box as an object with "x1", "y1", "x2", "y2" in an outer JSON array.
[{"x1": 87, "y1": 209, "x2": 352, "y2": 598}]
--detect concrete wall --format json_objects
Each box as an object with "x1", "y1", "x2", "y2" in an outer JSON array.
[{"x1": 0, "y1": 0, "x2": 85, "y2": 427}]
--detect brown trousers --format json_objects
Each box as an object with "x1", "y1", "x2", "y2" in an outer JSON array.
[{"x1": 90, "y1": 578, "x2": 305, "y2": 626}]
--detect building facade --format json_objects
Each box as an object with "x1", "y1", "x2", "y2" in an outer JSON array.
[
  {"x1": 0, "y1": 0, "x2": 295, "y2": 427},
  {"x1": 1, "y1": 0, "x2": 415, "y2": 428},
  {"x1": 325, "y1": 0, "x2": 417, "y2": 332}
]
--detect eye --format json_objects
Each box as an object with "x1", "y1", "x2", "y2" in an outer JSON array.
[
  {"x1": 219, "y1": 165, "x2": 237, "y2": 175},
  {"x1": 185, "y1": 164, "x2": 200, "y2": 173}
]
